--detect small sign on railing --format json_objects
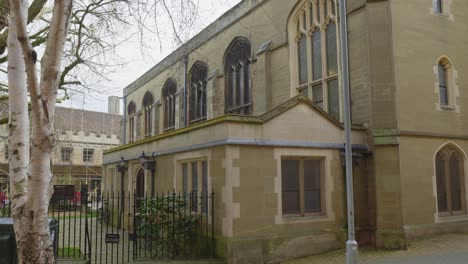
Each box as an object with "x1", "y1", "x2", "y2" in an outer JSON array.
[{"x1": 105, "y1": 234, "x2": 119, "y2": 244}]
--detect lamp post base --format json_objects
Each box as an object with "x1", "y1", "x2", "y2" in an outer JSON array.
[{"x1": 346, "y1": 240, "x2": 358, "y2": 264}]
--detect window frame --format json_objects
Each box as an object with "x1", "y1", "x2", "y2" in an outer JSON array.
[
  {"x1": 162, "y1": 79, "x2": 177, "y2": 131},
  {"x1": 281, "y1": 156, "x2": 326, "y2": 218},
  {"x1": 127, "y1": 101, "x2": 136, "y2": 142},
  {"x1": 82, "y1": 148, "x2": 94, "y2": 163},
  {"x1": 61, "y1": 146, "x2": 72, "y2": 162},
  {"x1": 435, "y1": 146, "x2": 467, "y2": 217},
  {"x1": 224, "y1": 37, "x2": 253, "y2": 115},
  {"x1": 181, "y1": 159, "x2": 209, "y2": 213},
  {"x1": 434, "y1": 0, "x2": 443, "y2": 14},
  {"x1": 290, "y1": 0, "x2": 341, "y2": 121},
  {"x1": 142, "y1": 92, "x2": 154, "y2": 138},
  {"x1": 189, "y1": 61, "x2": 208, "y2": 124}
]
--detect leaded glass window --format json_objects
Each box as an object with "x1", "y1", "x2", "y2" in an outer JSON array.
[
  {"x1": 435, "y1": 146, "x2": 466, "y2": 216},
  {"x1": 142, "y1": 92, "x2": 154, "y2": 137},
  {"x1": 293, "y1": 0, "x2": 340, "y2": 120},
  {"x1": 162, "y1": 79, "x2": 177, "y2": 130},
  {"x1": 189, "y1": 62, "x2": 208, "y2": 124},
  {"x1": 282, "y1": 158, "x2": 325, "y2": 216},
  {"x1": 224, "y1": 38, "x2": 252, "y2": 115},
  {"x1": 127, "y1": 101, "x2": 136, "y2": 142},
  {"x1": 438, "y1": 63, "x2": 448, "y2": 106}
]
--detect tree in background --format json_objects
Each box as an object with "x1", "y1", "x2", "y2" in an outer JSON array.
[{"x1": 6, "y1": 0, "x2": 200, "y2": 262}]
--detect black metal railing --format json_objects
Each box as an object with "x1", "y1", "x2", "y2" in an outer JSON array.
[
  {"x1": 133, "y1": 190, "x2": 215, "y2": 260},
  {"x1": 1, "y1": 190, "x2": 216, "y2": 263}
]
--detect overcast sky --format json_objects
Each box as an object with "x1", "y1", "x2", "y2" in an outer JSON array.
[{"x1": 57, "y1": 0, "x2": 242, "y2": 114}]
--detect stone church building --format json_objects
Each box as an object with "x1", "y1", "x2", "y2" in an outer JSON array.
[{"x1": 103, "y1": 0, "x2": 468, "y2": 262}]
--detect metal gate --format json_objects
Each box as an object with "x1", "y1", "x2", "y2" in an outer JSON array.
[
  {"x1": 1, "y1": 191, "x2": 216, "y2": 263},
  {"x1": 62, "y1": 191, "x2": 215, "y2": 263}
]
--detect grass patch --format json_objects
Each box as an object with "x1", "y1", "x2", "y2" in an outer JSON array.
[{"x1": 58, "y1": 247, "x2": 82, "y2": 259}]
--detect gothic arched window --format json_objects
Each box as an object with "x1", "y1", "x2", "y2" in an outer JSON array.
[
  {"x1": 291, "y1": 0, "x2": 340, "y2": 120},
  {"x1": 189, "y1": 61, "x2": 208, "y2": 123},
  {"x1": 224, "y1": 37, "x2": 252, "y2": 115},
  {"x1": 162, "y1": 79, "x2": 177, "y2": 130},
  {"x1": 127, "y1": 101, "x2": 136, "y2": 142},
  {"x1": 435, "y1": 145, "x2": 466, "y2": 215},
  {"x1": 142, "y1": 92, "x2": 154, "y2": 137},
  {"x1": 437, "y1": 57, "x2": 452, "y2": 107}
]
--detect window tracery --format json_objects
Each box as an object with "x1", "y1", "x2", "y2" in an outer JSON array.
[
  {"x1": 292, "y1": 0, "x2": 340, "y2": 120},
  {"x1": 162, "y1": 79, "x2": 177, "y2": 130},
  {"x1": 224, "y1": 38, "x2": 252, "y2": 115}
]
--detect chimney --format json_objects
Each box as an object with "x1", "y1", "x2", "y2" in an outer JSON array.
[{"x1": 108, "y1": 96, "x2": 120, "y2": 115}]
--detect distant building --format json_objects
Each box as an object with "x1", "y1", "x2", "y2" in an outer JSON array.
[{"x1": 0, "y1": 97, "x2": 122, "y2": 195}]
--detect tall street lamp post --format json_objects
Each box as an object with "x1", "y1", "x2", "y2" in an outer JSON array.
[{"x1": 338, "y1": 0, "x2": 358, "y2": 263}]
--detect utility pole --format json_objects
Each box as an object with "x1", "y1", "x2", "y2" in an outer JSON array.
[{"x1": 338, "y1": 0, "x2": 358, "y2": 263}]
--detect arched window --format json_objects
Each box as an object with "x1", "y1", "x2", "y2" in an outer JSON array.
[
  {"x1": 162, "y1": 79, "x2": 177, "y2": 130},
  {"x1": 189, "y1": 61, "x2": 208, "y2": 123},
  {"x1": 224, "y1": 37, "x2": 252, "y2": 115},
  {"x1": 127, "y1": 101, "x2": 136, "y2": 142},
  {"x1": 438, "y1": 58, "x2": 450, "y2": 106},
  {"x1": 142, "y1": 92, "x2": 154, "y2": 137},
  {"x1": 435, "y1": 145, "x2": 466, "y2": 215},
  {"x1": 290, "y1": 0, "x2": 340, "y2": 120}
]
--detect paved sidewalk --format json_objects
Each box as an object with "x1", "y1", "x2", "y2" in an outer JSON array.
[{"x1": 283, "y1": 233, "x2": 468, "y2": 264}]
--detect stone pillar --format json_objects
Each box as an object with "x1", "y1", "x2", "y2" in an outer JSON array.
[
  {"x1": 174, "y1": 89, "x2": 181, "y2": 129},
  {"x1": 251, "y1": 40, "x2": 272, "y2": 115},
  {"x1": 367, "y1": 1, "x2": 404, "y2": 249},
  {"x1": 206, "y1": 69, "x2": 218, "y2": 120},
  {"x1": 135, "y1": 110, "x2": 141, "y2": 140}
]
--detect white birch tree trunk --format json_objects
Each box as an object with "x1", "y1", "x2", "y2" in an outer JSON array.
[
  {"x1": 7, "y1": 9, "x2": 30, "y2": 264},
  {"x1": 8, "y1": 0, "x2": 74, "y2": 262}
]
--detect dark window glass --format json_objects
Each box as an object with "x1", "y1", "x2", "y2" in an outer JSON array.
[
  {"x1": 281, "y1": 159, "x2": 300, "y2": 214},
  {"x1": 162, "y1": 79, "x2": 177, "y2": 130},
  {"x1": 312, "y1": 31, "x2": 322, "y2": 80},
  {"x1": 299, "y1": 86, "x2": 308, "y2": 97},
  {"x1": 202, "y1": 161, "x2": 208, "y2": 213},
  {"x1": 326, "y1": 22, "x2": 338, "y2": 75},
  {"x1": 304, "y1": 160, "x2": 321, "y2": 213},
  {"x1": 450, "y1": 155, "x2": 462, "y2": 211},
  {"x1": 328, "y1": 79, "x2": 340, "y2": 120},
  {"x1": 438, "y1": 64, "x2": 448, "y2": 106},
  {"x1": 189, "y1": 62, "x2": 208, "y2": 123},
  {"x1": 436, "y1": 154, "x2": 448, "y2": 212},
  {"x1": 127, "y1": 102, "x2": 136, "y2": 141},
  {"x1": 434, "y1": 0, "x2": 443, "y2": 13},
  {"x1": 312, "y1": 84, "x2": 323, "y2": 109},
  {"x1": 83, "y1": 148, "x2": 94, "y2": 162},
  {"x1": 224, "y1": 38, "x2": 252, "y2": 115},
  {"x1": 142, "y1": 92, "x2": 154, "y2": 137},
  {"x1": 298, "y1": 34, "x2": 308, "y2": 85},
  {"x1": 191, "y1": 162, "x2": 198, "y2": 212},
  {"x1": 61, "y1": 147, "x2": 72, "y2": 162}
]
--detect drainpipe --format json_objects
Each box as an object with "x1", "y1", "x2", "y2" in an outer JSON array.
[
  {"x1": 183, "y1": 53, "x2": 189, "y2": 127},
  {"x1": 122, "y1": 96, "x2": 127, "y2": 144}
]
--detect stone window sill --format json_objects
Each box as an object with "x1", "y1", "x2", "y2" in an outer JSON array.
[
  {"x1": 440, "y1": 105, "x2": 456, "y2": 111},
  {"x1": 281, "y1": 214, "x2": 330, "y2": 224},
  {"x1": 436, "y1": 213, "x2": 468, "y2": 223}
]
